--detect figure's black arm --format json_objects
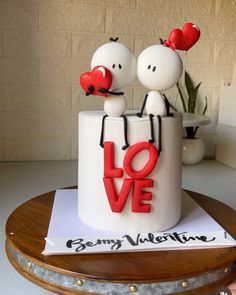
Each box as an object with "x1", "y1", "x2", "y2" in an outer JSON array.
[
  {"x1": 85, "y1": 84, "x2": 94, "y2": 96},
  {"x1": 136, "y1": 94, "x2": 148, "y2": 117},
  {"x1": 162, "y1": 93, "x2": 173, "y2": 117},
  {"x1": 98, "y1": 88, "x2": 124, "y2": 96}
]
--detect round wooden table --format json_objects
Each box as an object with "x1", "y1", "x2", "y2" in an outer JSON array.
[{"x1": 5, "y1": 188, "x2": 236, "y2": 295}]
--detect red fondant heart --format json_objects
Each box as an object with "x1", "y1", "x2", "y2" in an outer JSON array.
[
  {"x1": 167, "y1": 23, "x2": 200, "y2": 51},
  {"x1": 79, "y1": 66, "x2": 112, "y2": 97}
]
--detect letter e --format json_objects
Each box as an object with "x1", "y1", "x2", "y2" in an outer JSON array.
[{"x1": 132, "y1": 179, "x2": 153, "y2": 212}]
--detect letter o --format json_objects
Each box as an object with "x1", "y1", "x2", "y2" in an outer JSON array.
[{"x1": 123, "y1": 142, "x2": 158, "y2": 179}]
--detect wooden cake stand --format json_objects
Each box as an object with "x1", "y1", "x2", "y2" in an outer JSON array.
[{"x1": 5, "y1": 188, "x2": 236, "y2": 295}]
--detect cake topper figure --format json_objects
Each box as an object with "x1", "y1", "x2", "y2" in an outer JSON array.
[
  {"x1": 80, "y1": 38, "x2": 136, "y2": 150},
  {"x1": 136, "y1": 23, "x2": 200, "y2": 155},
  {"x1": 136, "y1": 44, "x2": 183, "y2": 155}
]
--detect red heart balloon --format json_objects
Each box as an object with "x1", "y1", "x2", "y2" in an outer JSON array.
[
  {"x1": 167, "y1": 23, "x2": 200, "y2": 51},
  {"x1": 79, "y1": 66, "x2": 112, "y2": 97}
]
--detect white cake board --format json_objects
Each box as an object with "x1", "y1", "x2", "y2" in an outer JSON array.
[{"x1": 43, "y1": 190, "x2": 236, "y2": 255}]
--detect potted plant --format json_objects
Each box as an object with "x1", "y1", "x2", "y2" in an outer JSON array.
[{"x1": 173, "y1": 71, "x2": 208, "y2": 164}]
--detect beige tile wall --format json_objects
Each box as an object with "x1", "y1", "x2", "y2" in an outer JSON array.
[{"x1": 0, "y1": 0, "x2": 235, "y2": 161}]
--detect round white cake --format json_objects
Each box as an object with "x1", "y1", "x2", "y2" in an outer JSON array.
[{"x1": 78, "y1": 111, "x2": 182, "y2": 233}]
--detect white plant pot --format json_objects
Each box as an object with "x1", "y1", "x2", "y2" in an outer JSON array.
[{"x1": 182, "y1": 138, "x2": 205, "y2": 165}]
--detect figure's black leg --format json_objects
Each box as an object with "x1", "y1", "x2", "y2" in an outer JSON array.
[
  {"x1": 148, "y1": 114, "x2": 155, "y2": 143},
  {"x1": 157, "y1": 115, "x2": 162, "y2": 156},
  {"x1": 136, "y1": 94, "x2": 148, "y2": 117},
  {"x1": 121, "y1": 115, "x2": 129, "y2": 150},
  {"x1": 100, "y1": 114, "x2": 108, "y2": 148}
]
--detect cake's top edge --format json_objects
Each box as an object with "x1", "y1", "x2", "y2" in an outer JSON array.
[{"x1": 79, "y1": 110, "x2": 182, "y2": 121}]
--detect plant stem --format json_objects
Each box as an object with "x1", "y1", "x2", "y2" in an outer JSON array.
[
  {"x1": 193, "y1": 127, "x2": 199, "y2": 138},
  {"x1": 202, "y1": 96, "x2": 208, "y2": 115},
  {"x1": 185, "y1": 127, "x2": 195, "y2": 139}
]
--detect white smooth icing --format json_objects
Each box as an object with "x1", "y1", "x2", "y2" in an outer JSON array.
[{"x1": 78, "y1": 111, "x2": 183, "y2": 233}]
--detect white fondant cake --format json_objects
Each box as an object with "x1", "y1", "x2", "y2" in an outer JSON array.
[{"x1": 78, "y1": 111, "x2": 182, "y2": 233}]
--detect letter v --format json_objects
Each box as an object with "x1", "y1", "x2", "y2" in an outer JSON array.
[{"x1": 103, "y1": 178, "x2": 133, "y2": 212}]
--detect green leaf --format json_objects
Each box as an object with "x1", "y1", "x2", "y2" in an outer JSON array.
[
  {"x1": 186, "y1": 71, "x2": 201, "y2": 113},
  {"x1": 176, "y1": 82, "x2": 187, "y2": 112},
  {"x1": 185, "y1": 72, "x2": 194, "y2": 94},
  {"x1": 202, "y1": 96, "x2": 208, "y2": 115},
  {"x1": 187, "y1": 89, "x2": 197, "y2": 113},
  {"x1": 169, "y1": 101, "x2": 178, "y2": 112}
]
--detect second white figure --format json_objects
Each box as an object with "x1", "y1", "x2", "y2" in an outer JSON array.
[{"x1": 136, "y1": 44, "x2": 183, "y2": 155}]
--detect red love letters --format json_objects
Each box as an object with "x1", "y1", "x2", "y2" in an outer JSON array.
[
  {"x1": 80, "y1": 66, "x2": 112, "y2": 96},
  {"x1": 103, "y1": 141, "x2": 158, "y2": 213},
  {"x1": 164, "y1": 22, "x2": 201, "y2": 51}
]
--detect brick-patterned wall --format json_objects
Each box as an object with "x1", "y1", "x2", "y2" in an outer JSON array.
[{"x1": 0, "y1": 0, "x2": 235, "y2": 161}]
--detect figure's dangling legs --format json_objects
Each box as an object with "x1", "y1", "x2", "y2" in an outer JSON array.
[
  {"x1": 100, "y1": 114, "x2": 108, "y2": 148},
  {"x1": 157, "y1": 115, "x2": 162, "y2": 156},
  {"x1": 148, "y1": 114, "x2": 155, "y2": 143},
  {"x1": 121, "y1": 115, "x2": 129, "y2": 150}
]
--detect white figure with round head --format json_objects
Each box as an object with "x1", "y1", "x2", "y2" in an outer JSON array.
[
  {"x1": 137, "y1": 44, "x2": 183, "y2": 116},
  {"x1": 91, "y1": 38, "x2": 136, "y2": 117},
  {"x1": 136, "y1": 44, "x2": 183, "y2": 153},
  {"x1": 91, "y1": 38, "x2": 136, "y2": 149}
]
